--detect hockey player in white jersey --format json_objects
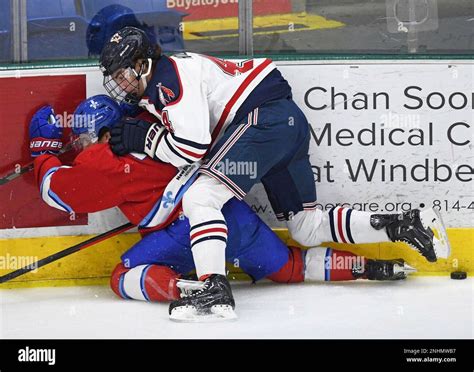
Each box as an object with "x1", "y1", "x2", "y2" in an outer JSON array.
[{"x1": 100, "y1": 27, "x2": 451, "y2": 321}]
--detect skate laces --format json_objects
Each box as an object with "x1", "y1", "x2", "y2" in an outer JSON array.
[
  {"x1": 176, "y1": 279, "x2": 210, "y2": 298},
  {"x1": 392, "y1": 210, "x2": 427, "y2": 251}
]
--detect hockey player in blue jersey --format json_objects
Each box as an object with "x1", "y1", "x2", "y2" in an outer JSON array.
[{"x1": 100, "y1": 27, "x2": 451, "y2": 321}]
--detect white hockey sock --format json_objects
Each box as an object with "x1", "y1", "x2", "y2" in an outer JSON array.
[
  {"x1": 189, "y1": 213, "x2": 228, "y2": 278},
  {"x1": 328, "y1": 206, "x2": 390, "y2": 244},
  {"x1": 192, "y1": 235, "x2": 227, "y2": 278},
  {"x1": 182, "y1": 174, "x2": 234, "y2": 279},
  {"x1": 121, "y1": 265, "x2": 151, "y2": 301},
  {"x1": 288, "y1": 206, "x2": 390, "y2": 247}
]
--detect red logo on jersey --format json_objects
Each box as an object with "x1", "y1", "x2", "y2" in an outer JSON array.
[
  {"x1": 204, "y1": 55, "x2": 254, "y2": 77},
  {"x1": 157, "y1": 83, "x2": 176, "y2": 106}
]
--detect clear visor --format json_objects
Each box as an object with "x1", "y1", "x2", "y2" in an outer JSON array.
[{"x1": 70, "y1": 132, "x2": 99, "y2": 152}]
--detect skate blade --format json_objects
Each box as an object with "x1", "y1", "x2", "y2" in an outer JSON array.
[
  {"x1": 394, "y1": 263, "x2": 417, "y2": 276},
  {"x1": 169, "y1": 305, "x2": 237, "y2": 323},
  {"x1": 420, "y1": 208, "x2": 451, "y2": 259}
]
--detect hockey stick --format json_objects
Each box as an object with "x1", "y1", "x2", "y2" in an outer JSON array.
[
  {"x1": 0, "y1": 142, "x2": 74, "y2": 187},
  {"x1": 0, "y1": 222, "x2": 135, "y2": 284}
]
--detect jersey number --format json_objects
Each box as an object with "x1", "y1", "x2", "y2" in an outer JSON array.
[{"x1": 205, "y1": 56, "x2": 254, "y2": 77}]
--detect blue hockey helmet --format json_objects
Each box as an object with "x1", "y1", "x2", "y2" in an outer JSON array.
[{"x1": 72, "y1": 94, "x2": 123, "y2": 149}]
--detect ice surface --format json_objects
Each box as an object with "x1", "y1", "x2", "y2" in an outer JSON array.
[{"x1": 1, "y1": 277, "x2": 472, "y2": 339}]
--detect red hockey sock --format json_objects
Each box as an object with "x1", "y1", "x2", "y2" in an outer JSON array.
[
  {"x1": 267, "y1": 246, "x2": 305, "y2": 283},
  {"x1": 110, "y1": 263, "x2": 180, "y2": 302},
  {"x1": 304, "y1": 248, "x2": 367, "y2": 281}
]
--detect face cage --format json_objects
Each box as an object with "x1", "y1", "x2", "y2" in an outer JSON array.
[
  {"x1": 103, "y1": 67, "x2": 141, "y2": 105},
  {"x1": 70, "y1": 132, "x2": 99, "y2": 152}
]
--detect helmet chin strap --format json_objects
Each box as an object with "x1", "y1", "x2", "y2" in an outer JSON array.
[{"x1": 138, "y1": 58, "x2": 153, "y2": 92}]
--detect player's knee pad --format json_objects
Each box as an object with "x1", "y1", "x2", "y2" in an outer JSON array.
[
  {"x1": 267, "y1": 246, "x2": 305, "y2": 283},
  {"x1": 182, "y1": 184, "x2": 205, "y2": 217},
  {"x1": 287, "y1": 209, "x2": 324, "y2": 247},
  {"x1": 182, "y1": 176, "x2": 233, "y2": 218},
  {"x1": 110, "y1": 263, "x2": 180, "y2": 302}
]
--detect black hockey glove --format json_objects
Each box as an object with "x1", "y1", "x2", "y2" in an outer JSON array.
[
  {"x1": 109, "y1": 118, "x2": 153, "y2": 156},
  {"x1": 110, "y1": 118, "x2": 166, "y2": 157}
]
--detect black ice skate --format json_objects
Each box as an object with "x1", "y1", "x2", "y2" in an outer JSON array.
[
  {"x1": 370, "y1": 208, "x2": 451, "y2": 263},
  {"x1": 169, "y1": 274, "x2": 237, "y2": 322},
  {"x1": 353, "y1": 259, "x2": 417, "y2": 280}
]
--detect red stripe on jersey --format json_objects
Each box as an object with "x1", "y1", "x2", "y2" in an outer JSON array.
[
  {"x1": 211, "y1": 58, "x2": 273, "y2": 144},
  {"x1": 337, "y1": 208, "x2": 347, "y2": 243},
  {"x1": 175, "y1": 144, "x2": 205, "y2": 159},
  {"x1": 190, "y1": 227, "x2": 228, "y2": 241}
]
